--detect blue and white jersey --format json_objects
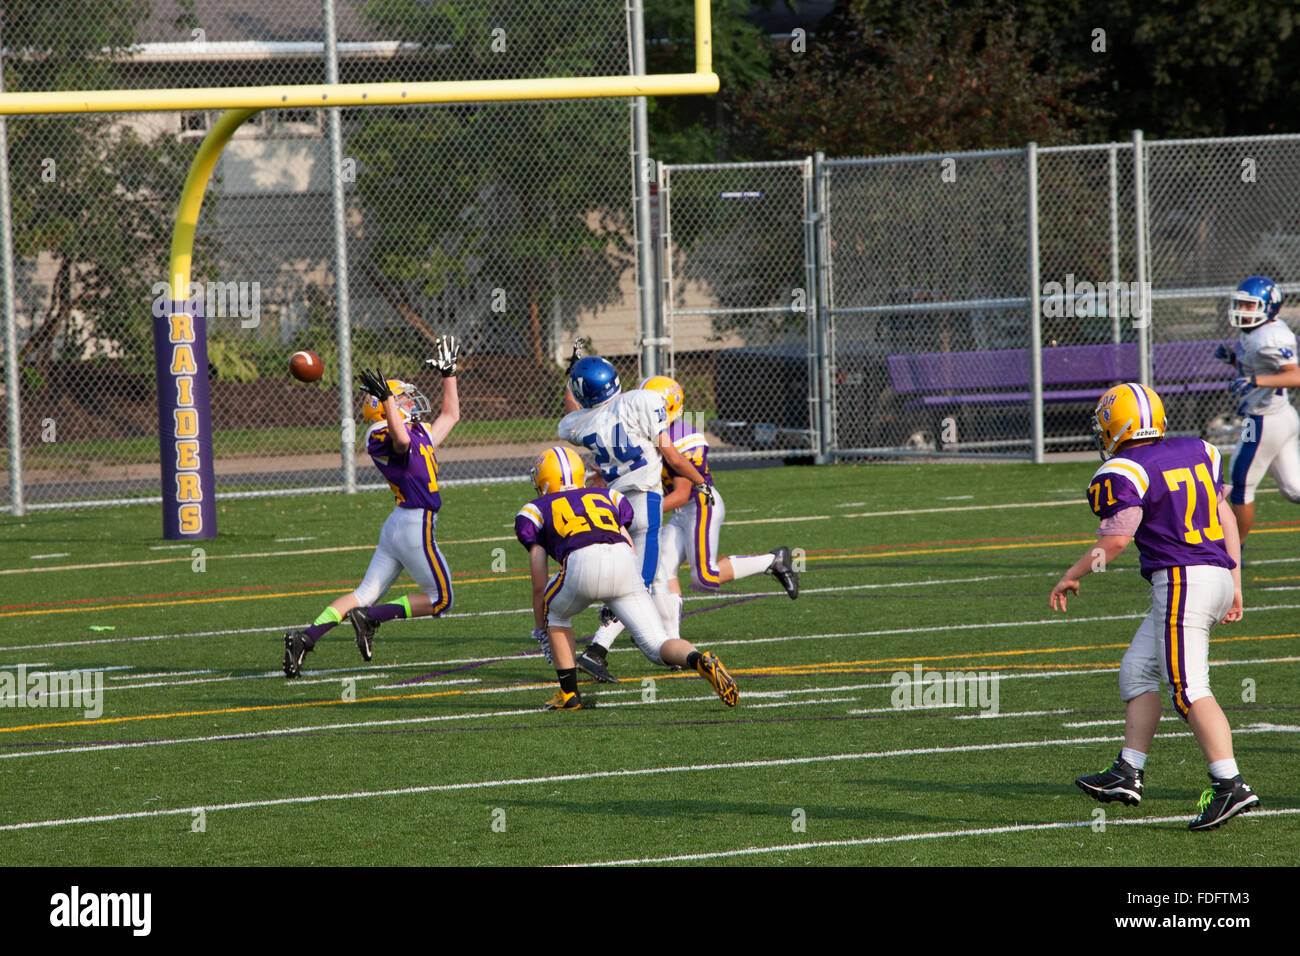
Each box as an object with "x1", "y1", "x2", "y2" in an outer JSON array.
[
  {"x1": 1235, "y1": 319, "x2": 1299, "y2": 415},
  {"x1": 558, "y1": 389, "x2": 668, "y2": 493}
]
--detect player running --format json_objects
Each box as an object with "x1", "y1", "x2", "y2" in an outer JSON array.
[
  {"x1": 282, "y1": 336, "x2": 461, "y2": 678},
  {"x1": 587, "y1": 375, "x2": 799, "y2": 656},
  {"x1": 1049, "y1": 383, "x2": 1259, "y2": 831},
  {"x1": 558, "y1": 355, "x2": 710, "y2": 683},
  {"x1": 517, "y1": 446, "x2": 739, "y2": 710},
  {"x1": 1213, "y1": 275, "x2": 1300, "y2": 547}
]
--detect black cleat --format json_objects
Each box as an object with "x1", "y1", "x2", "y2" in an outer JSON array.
[
  {"x1": 283, "y1": 631, "x2": 312, "y2": 679},
  {"x1": 1189, "y1": 775, "x2": 1260, "y2": 831},
  {"x1": 599, "y1": 605, "x2": 620, "y2": 628},
  {"x1": 1075, "y1": 753, "x2": 1144, "y2": 806},
  {"x1": 576, "y1": 644, "x2": 619, "y2": 683},
  {"x1": 347, "y1": 607, "x2": 378, "y2": 662},
  {"x1": 770, "y1": 546, "x2": 799, "y2": 600}
]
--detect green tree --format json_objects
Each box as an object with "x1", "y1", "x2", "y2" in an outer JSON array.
[
  {"x1": 5, "y1": 0, "x2": 211, "y2": 376},
  {"x1": 350, "y1": 0, "x2": 633, "y2": 368}
]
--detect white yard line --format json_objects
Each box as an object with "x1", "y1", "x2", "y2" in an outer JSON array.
[
  {"x1": 2, "y1": 727, "x2": 1295, "y2": 833},
  {"x1": 567, "y1": 808, "x2": 1300, "y2": 867}
]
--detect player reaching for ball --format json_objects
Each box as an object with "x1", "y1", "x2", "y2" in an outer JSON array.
[
  {"x1": 282, "y1": 335, "x2": 461, "y2": 678},
  {"x1": 517, "y1": 446, "x2": 738, "y2": 710},
  {"x1": 583, "y1": 375, "x2": 799, "y2": 665},
  {"x1": 1049, "y1": 383, "x2": 1259, "y2": 831}
]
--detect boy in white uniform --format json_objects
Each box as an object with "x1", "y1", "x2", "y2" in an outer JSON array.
[{"x1": 1215, "y1": 275, "x2": 1300, "y2": 545}]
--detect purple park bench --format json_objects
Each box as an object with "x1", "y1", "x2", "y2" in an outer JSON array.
[{"x1": 886, "y1": 339, "x2": 1232, "y2": 445}]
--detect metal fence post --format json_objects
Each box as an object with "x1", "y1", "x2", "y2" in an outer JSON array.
[
  {"x1": 0, "y1": 14, "x2": 23, "y2": 516},
  {"x1": 323, "y1": 0, "x2": 356, "y2": 494},
  {"x1": 1026, "y1": 141, "x2": 1044, "y2": 464},
  {"x1": 1109, "y1": 144, "x2": 1121, "y2": 345},
  {"x1": 1133, "y1": 129, "x2": 1151, "y2": 386},
  {"x1": 801, "y1": 155, "x2": 821, "y2": 462},
  {"x1": 631, "y1": 0, "x2": 658, "y2": 380},
  {"x1": 813, "y1": 151, "x2": 834, "y2": 462}
]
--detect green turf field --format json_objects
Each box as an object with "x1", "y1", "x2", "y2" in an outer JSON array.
[{"x1": 0, "y1": 462, "x2": 1295, "y2": 866}]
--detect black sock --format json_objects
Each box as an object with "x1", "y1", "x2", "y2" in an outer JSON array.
[
  {"x1": 557, "y1": 668, "x2": 578, "y2": 695},
  {"x1": 685, "y1": 651, "x2": 702, "y2": 670}
]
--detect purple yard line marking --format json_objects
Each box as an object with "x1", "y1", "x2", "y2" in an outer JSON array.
[{"x1": 682, "y1": 593, "x2": 765, "y2": 616}]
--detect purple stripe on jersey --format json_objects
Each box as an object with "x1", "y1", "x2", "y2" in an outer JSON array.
[
  {"x1": 692, "y1": 491, "x2": 722, "y2": 588},
  {"x1": 422, "y1": 511, "x2": 454, "y2": 616},
  {"x1": 1127, "y1": 383, "x2": 1150, "y2": 430},
  {"x1": 1163, "y1": 568, "x2": 1190, "y2": 719}
]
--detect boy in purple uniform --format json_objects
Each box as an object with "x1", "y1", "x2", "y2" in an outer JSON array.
[
  {"x1": 1050, "y1": 383, "x2": 1259, "y2": 831},
  {"x1": 517, "y1": 446, "x2": 739, "y2": 710},
  {"x1": 282, "y1": 336, "x2": 460, "y2": 677}
]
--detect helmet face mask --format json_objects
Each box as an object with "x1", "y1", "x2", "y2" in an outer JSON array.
[
  {"x1": 531, "y1": 446, "x2": 585, "y2": 495},
  {"x1": 1229, "y1": 276, "x2": 1282, "y2": 329},
  {"x1": 361, "y1": 380, "x2": 430, "y2": 426}
]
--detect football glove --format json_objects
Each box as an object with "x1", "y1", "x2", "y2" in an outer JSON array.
[
  {"x1": 693, "y1": 481, "x2": 715, "y2": 507},
  {"x1": 426, "y1": 335, "x2": 460, "y2": 378},
  {"x1": 1213, "y1": 343, "x2": 1239, "y2": 368},
  {"x1": 565, "y1": 338, "x2": 589, "y2": 376},
  {"x1": 357, "y1": 367, "x2": 393, "y2": 401},
  {"x1": 532, "y1": 627, "x2": 553, "y2": 667},
  {"x1": 1229, "y1": 375, "x2": 1256, "y2": 398}
]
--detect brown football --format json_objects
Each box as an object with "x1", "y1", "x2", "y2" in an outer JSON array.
[{"x1": 289, "y1": 350, "x2": 324, "y2": 382}]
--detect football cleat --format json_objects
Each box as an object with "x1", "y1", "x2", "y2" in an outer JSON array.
[
  {"x1": 347, "y1": 607, "x2": 378, "y2": 662},
  {"x1": 599, "y1": 605, "x2": 620, "y2": 628},
  {"x1": 1188, "y1": 775, "x2": 1260, "y2": 832},
  {"x1": 576, "y1": 645, "x2": 619, "y2": 684},
  {"x1": 543, "y1": 689, "x2": 584, "y2": 710},
  {"x1": 1075, "y1": 754, "x2": 1144, "y2": 806},
  {"x1": 695, "y1": 651, "x2": 738, "y2": 707},
  {"x1": 283, "y1": 631, "x2": 312, "y2": 679},
  {"x1": 770, "y1": 546, "x2": 799, "y2": 600}
]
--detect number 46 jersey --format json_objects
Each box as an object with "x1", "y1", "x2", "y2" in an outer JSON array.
[
  {"x1": 515, "y1": 487, "x2": 636, "y2": 564},
  {"x1": 1088, "y1": 436, "x2": 1236, "y2": 581}
]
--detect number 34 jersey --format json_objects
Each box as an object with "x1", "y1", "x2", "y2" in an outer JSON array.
[
  {"x1": 515, "y1": 487, "x2": 636, "y2": 564},
  {"x1": 558, "y1": 390, "x2": 668, "y2": 493},
  {"x1": 1088, "y1": 436, "x2": 1236, "y2": 581}
]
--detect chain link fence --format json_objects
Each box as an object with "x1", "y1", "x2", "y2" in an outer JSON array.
[
  {"x1": 659, "y1": 159, "x2": 818, "y2": 461},
  {"x1": 1, "y1": 0, "x2": 635, "y2": 511},
  {"x1": 6, "y1": 6, "x2": 1300, "y2": 516}
]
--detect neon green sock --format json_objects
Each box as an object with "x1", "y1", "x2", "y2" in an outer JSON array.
[
  {"x1": 396, "y1": 595, "x2": 412, "y2": 619},
  {"x1": 313, "y1": 606, "x2": 343, "y2": 626}
]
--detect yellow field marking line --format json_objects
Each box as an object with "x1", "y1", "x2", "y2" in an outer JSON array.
[
  {"x1": 0, "y1": 678, "x2": 558, "y2": 734},
  {"x1": 4, "y1": 631, "x2": 1295, "y2": 735},
  {"x1": 733, "y1": 632, "x2": 1300, "y2": 677},
  {"x1": 0, "y1": 574, "x2": 531, "y2": 619}
]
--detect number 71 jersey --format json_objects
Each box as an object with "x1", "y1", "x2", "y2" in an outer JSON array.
[
  {"x1": 1088, "y1": 436, "x2": 1236, "y2": 581},
  {"x1": 515, "y1": 487, "x2": 636, "y2": 563}
]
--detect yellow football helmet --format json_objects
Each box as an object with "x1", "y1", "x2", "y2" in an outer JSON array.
[
  {"x1": 1093, "y1": 383, "x2": 1166, "y2": 460},
  {"x1": 640, "y1": 375, "x2": 684, "y2": 423},
  {"x1": 531, "y1": 446, "x2": 585, "y2": 495},
  {"x1": 361, "y1": 380, "x2": 430, "y2": 425}
]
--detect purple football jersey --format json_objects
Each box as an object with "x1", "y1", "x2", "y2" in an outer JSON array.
[
  {"x1": 660, "y1": 419, "x2": 713, "y2": 492},
  {"x1": 515, "y1": 487, "x2": 636, "y2": 563},
  {"x1": 367, "y1": 421, "x2": 442, "y2": 511},
  {"x1": 1087, "y1": 436, "x2": 1235, "y2": 581}
]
